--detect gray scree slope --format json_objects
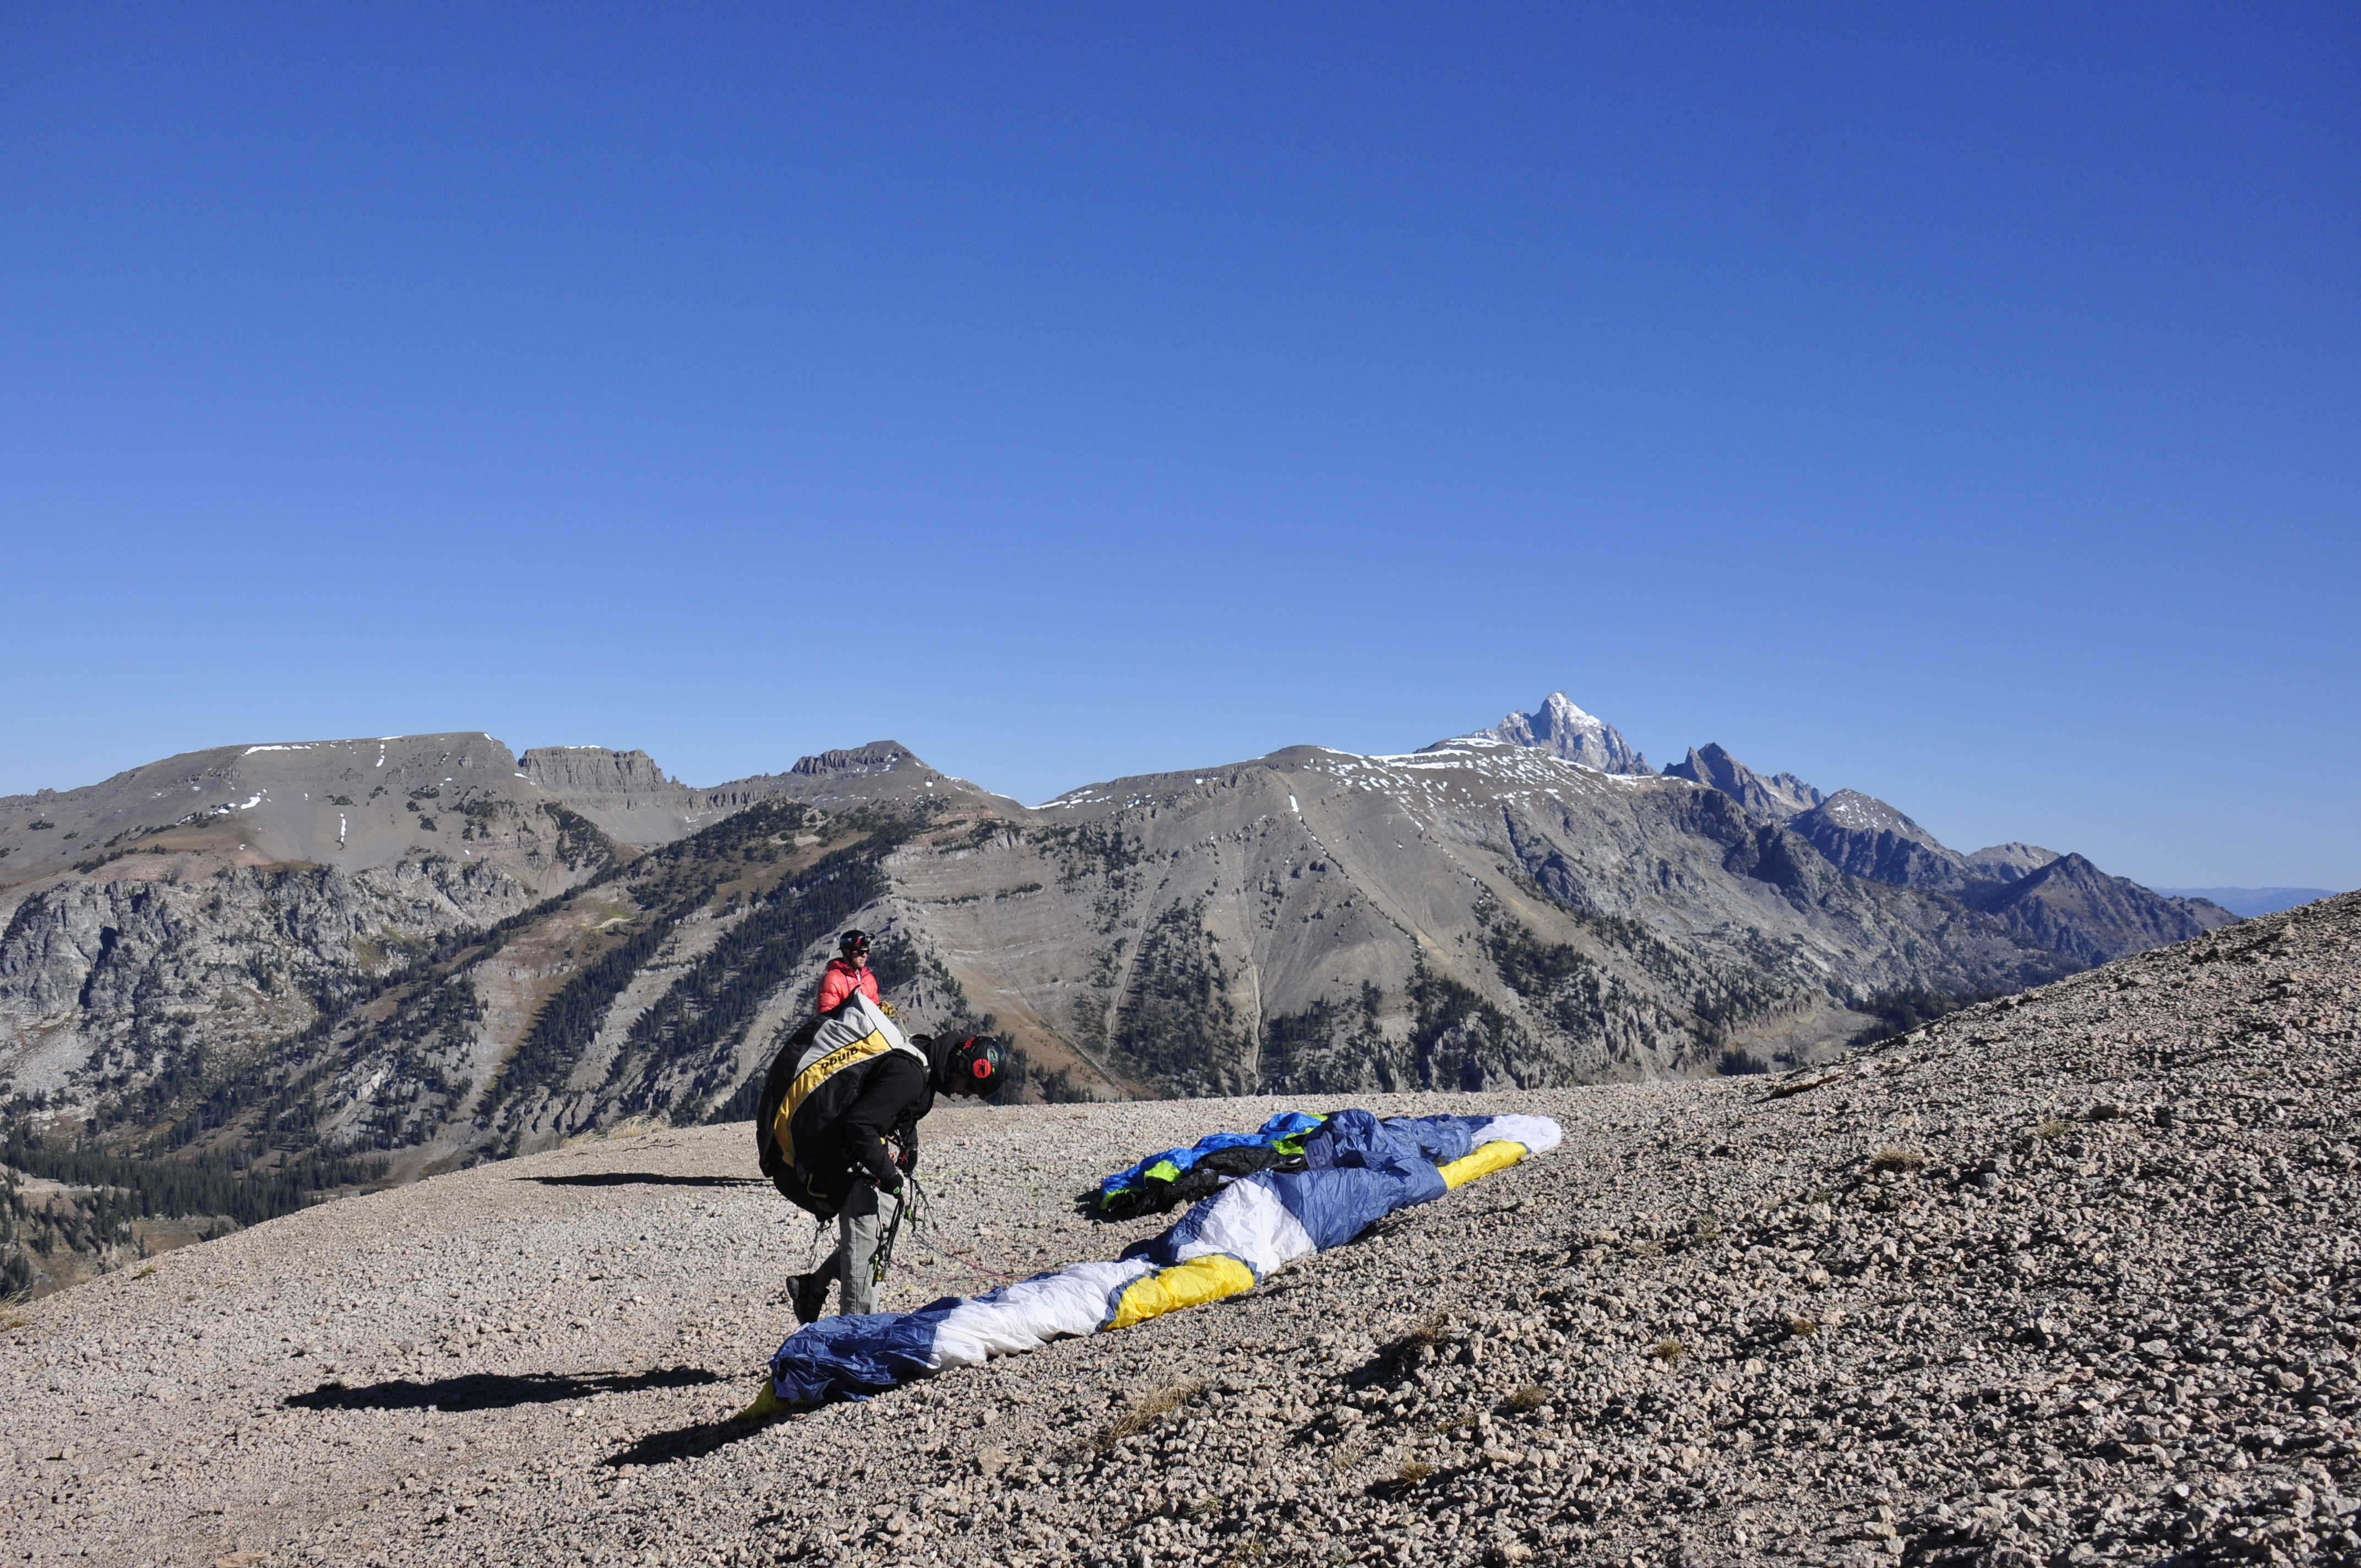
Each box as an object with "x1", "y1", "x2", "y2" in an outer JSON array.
[{"x1": 1, "y1": 896, "x2": 2353, "y2": 1567}]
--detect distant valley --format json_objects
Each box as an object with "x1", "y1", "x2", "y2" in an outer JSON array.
[
  {"x1": 1, "y1": 694, "x2": 2243, "y2": 1294},
  {"x1": 2152, "y1": 886, "x2": 2341, "y2": 918}
]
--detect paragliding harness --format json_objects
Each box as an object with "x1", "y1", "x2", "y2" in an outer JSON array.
[
  {"x1": 754, "y1": 992, "x2": 928, "y2": 1221},
  {"x1": 787, "y1": 1144, "x2": 924, "y2": 1302},
  {"x1": 870, "y1": 1163, "x2": 927, "y2": 1288}
]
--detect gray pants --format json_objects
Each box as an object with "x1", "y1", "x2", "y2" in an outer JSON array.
[{"x1": 816, "y1": 1189, "x2": 900, "y2": 1316}]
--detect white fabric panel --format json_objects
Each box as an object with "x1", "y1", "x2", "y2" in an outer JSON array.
[
  {"x1": 924, "y1": 1258, "x2": 1156, "y2": 1369},
  {"x1": 1470, "y1": 1114, "x2": 1562, "y2": 1155},
  {"x1": 796, "y1": 991, "x2": 924, "y2": 1073},
  {"x1": 1167, "y1": 1177, "x2": 1317, "y2": 1278}
]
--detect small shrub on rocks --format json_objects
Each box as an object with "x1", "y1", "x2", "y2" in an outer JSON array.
[
  {"x1": 1399, "y1": 1311, "x2": 1450, "y2": 1348},
  {"x1": 1092, "y1": 1378, "x2": 1202, "y2": 1454}
]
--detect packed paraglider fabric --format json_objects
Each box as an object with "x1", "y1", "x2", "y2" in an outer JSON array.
[
  {"x1": 1091, "y1": 1110, "x2": 1329, "y2": 1219},
  {"x1": 748, "y1": 1109, "x2": 1562, "y2": 1414}
]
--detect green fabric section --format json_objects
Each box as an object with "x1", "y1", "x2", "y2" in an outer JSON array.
[{"x1": 1268, "y1": 1114, "x2": 1326, "y2": 1157}]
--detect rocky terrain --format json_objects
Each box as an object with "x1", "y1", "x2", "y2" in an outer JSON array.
[
  {"x1": 1664, "y1": 742, "x2": 1828, "y2": 820},
  {"x1": 2, "y1": 697, "x2": 2236, "y2": 1295},
  {"x1": 3, "y1": 894, "x2": 2354, "y2": 1567},
  {"x1": 0, "y1": 741, "x2": 1010, "y2": 1292}
]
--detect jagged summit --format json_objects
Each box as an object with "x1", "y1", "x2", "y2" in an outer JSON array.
[
  {"x1": 1661, "y1": 742, "x2": 1824, "y2": 820},
  {"x1": 1428, "y1": 691, "x2": 1652, "y2": 774},
  {"x1": 1801, "y1": 787, "x2": 1941, "y2": 843},
  {"x1": 1789, "y1": 789, "x2": 1965, "y2": 892},
  {"x1": 790, "y1": 741, "x2": 916, "y2": 777}
]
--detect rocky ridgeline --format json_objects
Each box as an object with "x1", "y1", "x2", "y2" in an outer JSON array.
[
  {"x1": 2, "y1": 897, "x2": 2353, "y2": 1568},
  {"x1": 6, "y1": 708, "x2": 2234, "y2": 1275},
  {"x1": 2, "y1": 857, "x2": 536, "y2": 1063}
]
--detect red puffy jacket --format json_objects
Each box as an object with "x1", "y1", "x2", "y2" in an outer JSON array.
[{"x1": 816, "y1": 958, "x2": 880, "y2": 1016}]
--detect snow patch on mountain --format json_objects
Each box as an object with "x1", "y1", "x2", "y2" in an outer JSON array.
[{"x1": 1424, "y1": 692, "x2": 1652, "y2": 775}]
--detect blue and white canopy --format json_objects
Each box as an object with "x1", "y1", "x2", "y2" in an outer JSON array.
[{"x1": 747, "y1": 1109, "x2": 1562, "y2": 1413}]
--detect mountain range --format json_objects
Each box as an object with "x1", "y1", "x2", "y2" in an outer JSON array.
[{"x1": 1, "y1": 693, "x2": 2239, "y2": 1293}]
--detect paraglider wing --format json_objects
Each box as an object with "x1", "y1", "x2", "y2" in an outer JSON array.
[{"x1": 757, "y1": 1108, "x2": 1561, "y2": 1411}]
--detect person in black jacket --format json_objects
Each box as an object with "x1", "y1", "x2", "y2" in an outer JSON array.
[{"x1": 781, "y1": 1027, "x2": 1004, "y2": 1321}]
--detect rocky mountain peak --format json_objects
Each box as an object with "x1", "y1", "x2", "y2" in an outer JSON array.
[
  {"x1": 1430, "y1": 692, "x2": 1652, "y2": 774},
  {"x1": 788, "y1": 741, "x2": 917, "y2": 778},
  {"x1": 1962, "y1": 841, "x2": 2061, "y2": 883},
  {"x1": 1798, "y1": 787, "x2": 1944, "y2": 848},
  {"x1": 1661, "y1": 743, "x2": 1824, "y2": 820}
]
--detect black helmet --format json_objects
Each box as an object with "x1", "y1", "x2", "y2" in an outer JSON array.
[
  {"x1": 839, "y1": 929, "x2": 870, "y2": 957},
  {"x1": 943, "y1": 1036, "x2": 1003, "y2": 1097}
]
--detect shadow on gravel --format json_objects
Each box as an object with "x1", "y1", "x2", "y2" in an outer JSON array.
[
  {"x1": 603, "y1": 1411, "x2": 782, "y2": 1468},
  {"x1": 522, "y1": 1173, "x2": 765, "y2": 1188},
  {"x1": 286, "y1": 1365, "x2": 726, "y2": 1413}
]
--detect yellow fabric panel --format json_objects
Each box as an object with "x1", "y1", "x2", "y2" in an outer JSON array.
[
  {"x1": 736, "y1": 1378, "x2": 790, "y2": 1422},
  {"x1": 773, "y1": 1029, "x2": 892, "y2": 1168},
  {"x1": 1108, "y1": 1254, "x2": 1258, "y2": 1330},
  {"x1": 1438, "y1": 1140, "x2": 1527, "y2": 1190}
]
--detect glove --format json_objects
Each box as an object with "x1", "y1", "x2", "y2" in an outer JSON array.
[
  {"x1": 878, "y1": 999, "x2": 898, "y2": 1018},
  {"x1": 894, "y1": 1145, "x2": 918, "y2": 1176}
]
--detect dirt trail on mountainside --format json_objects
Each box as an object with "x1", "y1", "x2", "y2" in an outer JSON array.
[{"x1": 4, "y1": 895, "x2": 2358, "y2": 1568}]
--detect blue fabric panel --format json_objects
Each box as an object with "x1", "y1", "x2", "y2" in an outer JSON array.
[
  {"x1": 1096, "y1": 1131, "x2": 1260, "y2": 1200},
  {"x1": 1379, "y1": 1115, "x2": 1481, "y2": 1165},
  {"x1": 1124, "y1": 1173, "x2": 1269, "y2": 1265},
  {"x1": 1257, "y1": 1110, "x2": 1330, "y2": 1142},
  {"x1": 1299, "y1": 1109, "x2": 1446, "y2": 1182},
  {"x1": 769, "y1": 1304, "x2": 953, "y2": 1404},
  {"x1": 1265, "y1": 1162, "x2": 1444, "y2": 1249},
  {"x1": 1096, "y1": 1112, "x2": 1330, "y2": 1200},
  {"x1": 1297, "y1": 1108, "x2": 1370, "y2": 1169}
]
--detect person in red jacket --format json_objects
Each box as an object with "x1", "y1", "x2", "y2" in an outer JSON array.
[{"x1": 817, "y1": 930, "x2": 880, "y2": 1015}]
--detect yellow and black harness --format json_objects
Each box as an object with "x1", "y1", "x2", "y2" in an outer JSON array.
[{"x1": 754, "y1": 993, "x2": 927, "y2": 1218}]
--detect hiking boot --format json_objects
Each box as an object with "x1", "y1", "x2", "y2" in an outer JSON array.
[{"x1": 790, "y1": 1270, "x2": 831, "y2": 1325}]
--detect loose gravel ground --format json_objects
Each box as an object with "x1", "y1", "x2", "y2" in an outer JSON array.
[{"x1": 6, "y1": 894, "x2": 2357, "y2": 1568}]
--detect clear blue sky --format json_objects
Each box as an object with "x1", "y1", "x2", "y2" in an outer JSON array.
[{"x1": 3, "y1": 4, "x2": 2355, "y2": 890}]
